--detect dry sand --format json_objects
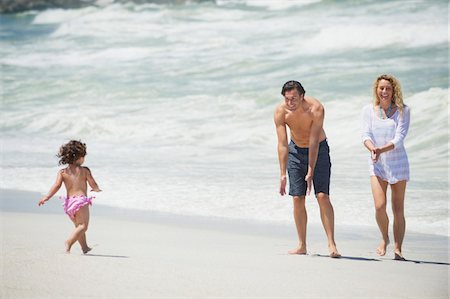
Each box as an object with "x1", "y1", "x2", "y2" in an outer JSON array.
[{"x1": 1, "y1": 189, "x2": 448, "y2": 298}]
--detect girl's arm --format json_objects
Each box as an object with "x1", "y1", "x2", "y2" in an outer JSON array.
[
  {"x1": 38, "y1": 170, "x2": 63, "y2": 206},
  {"x1": 85, "y1": 167, "x2": 102, "y2": 192}
]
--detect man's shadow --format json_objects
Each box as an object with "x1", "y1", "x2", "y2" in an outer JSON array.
[{"x1": 312, "y1": 254, "x2": 380, "y2": 261}]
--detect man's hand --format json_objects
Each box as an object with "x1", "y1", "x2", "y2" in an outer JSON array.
[
  {"x1": 279, "y1": 175, "x2": 287, "y2": 196},
  {"x1": 305, "y1": 171, "x2": 312, "y2": 196}
]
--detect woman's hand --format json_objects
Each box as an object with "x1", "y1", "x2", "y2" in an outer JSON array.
[{"x1": 371, "y1": 148, "x2": 381, "y2": 163}]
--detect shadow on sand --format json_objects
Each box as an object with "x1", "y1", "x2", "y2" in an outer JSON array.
[
  {"x1": 84, "y1": 253, "x2": 129, "y2": 258},
  {"x1": 314, "y1": 254, "x2": 450, "y2": 265},
  {"x1": 399, "y1": 259, "x2": 450, "y2": 266},
  {"x1": 312, "y1": 254, "x2": 381, "y2": 261}
]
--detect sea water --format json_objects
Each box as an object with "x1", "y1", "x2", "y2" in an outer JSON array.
[{"x1": 1, "y1": 0, "x2": 448, "y2": 236}]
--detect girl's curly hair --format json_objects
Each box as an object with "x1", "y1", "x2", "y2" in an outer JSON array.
[{"x1": 57, "y1": 140, "x2": 87, "y2": 165}]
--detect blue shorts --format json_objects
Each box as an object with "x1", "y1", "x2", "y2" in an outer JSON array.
[{"x1": 287, "y1": 139, "x2": 331, "y2": 197}]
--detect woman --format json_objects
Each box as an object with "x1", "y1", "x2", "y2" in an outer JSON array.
[{"x1": 361, "y1": 74, "x2": 410, "y2": 261}]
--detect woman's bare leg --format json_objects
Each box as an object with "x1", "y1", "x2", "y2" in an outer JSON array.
[
  {"x1": 371, "y1": 176, "x2": 390, "y2": 256},
  {"x1": 391, "y1": 180, "x2": 407, "y2": 260}
]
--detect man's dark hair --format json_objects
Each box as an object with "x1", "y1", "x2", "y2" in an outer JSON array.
[{"x1": 281, "y1": 80, "x2": 305, "y2": 96}]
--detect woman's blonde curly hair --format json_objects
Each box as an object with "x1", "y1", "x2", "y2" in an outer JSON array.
[{"x1": 373, "y1": 74, "x2": 404, "y2": 113}]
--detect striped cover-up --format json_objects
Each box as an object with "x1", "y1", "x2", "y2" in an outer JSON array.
[{"x1": 361, "y1": 104, "x2": 410, "y2": 184}]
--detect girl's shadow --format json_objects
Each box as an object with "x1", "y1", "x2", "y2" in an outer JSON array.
[{"x1": 84, "y1": 253, "x2": 129, "y2": 258}]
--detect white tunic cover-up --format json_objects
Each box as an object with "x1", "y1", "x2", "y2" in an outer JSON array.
[{"x1": 361, "y1": 104, "x2": 410, "y2": 184}]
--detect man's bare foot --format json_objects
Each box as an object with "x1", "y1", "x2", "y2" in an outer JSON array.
[
  {"x1": 376, "y1": 239, "x2": 389, "y2": 256},
  {"x1": 394, "y1": 251, "x2": 406, "y2": 261},
  {"x1": 288, "y1": 247, "x2": 307, "y2": 255},
  {"x1": 83, "y1": 247, "x2": 92, "y2": 254},
  {"x1": 65, "y1": 241, "x2": 71, "y2": 254},
  {"x1": 328, "y1": 244, "x2": 341, "y2": 258}
]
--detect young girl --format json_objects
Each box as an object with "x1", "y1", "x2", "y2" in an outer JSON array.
[{"x1": 38, "y1": 140, "x2": 101, "y2": 254}]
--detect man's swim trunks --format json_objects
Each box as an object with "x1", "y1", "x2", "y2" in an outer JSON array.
[
  {"x1": 62, "y1": 195, "x2": 93, "y2": 219},
  {"x1": 287, "y1": 139, "x2": 331, "y2": 196}
]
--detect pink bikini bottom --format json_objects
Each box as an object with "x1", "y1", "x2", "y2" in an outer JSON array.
[{"x1": 62, "y1": 195, "x2": 93, "y2": 219}]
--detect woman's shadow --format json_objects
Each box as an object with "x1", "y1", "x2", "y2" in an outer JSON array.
[{"x1": 313, "y1": 254, "x2": 450, "y2": 265}]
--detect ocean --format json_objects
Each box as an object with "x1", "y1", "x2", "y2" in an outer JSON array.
[{"x1": 1, "y1": 0, "x2": 448, "y2": 236}]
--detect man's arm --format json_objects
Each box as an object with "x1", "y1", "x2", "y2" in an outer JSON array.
[
  {"x1": 306, "y1": 103, "x2": 324, "y2": 195},
  {"x1": 274, "y1": 106, "x2": 289, "y2": 196}
]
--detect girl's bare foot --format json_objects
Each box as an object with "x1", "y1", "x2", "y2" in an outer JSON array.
[
  {"x1": 83, "y1": 247, "x2": 92, "y2": 254},
  {"x1": 288, "y1": 246, "x2": 307, "y2": 255},
  {"x1": 376, "y1": 239, "x2": 389, "y2": 256},
  {"x1": 65, "y1": 241, "x2": 71, "y2": 254}
]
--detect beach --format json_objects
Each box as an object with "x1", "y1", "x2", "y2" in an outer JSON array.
[
  {"x1": 1, "y1": 189, "x2": 448, "y2": 298},
  {"x1": 1, "y1": 1, "x2": 449, "y2": 298}
]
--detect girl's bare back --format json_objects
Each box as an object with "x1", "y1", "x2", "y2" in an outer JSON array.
[{"x1": 62, "y1": 166, "x2": 89, "y2": 197}]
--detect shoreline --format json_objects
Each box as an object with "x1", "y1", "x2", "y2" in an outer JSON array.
[
  {"x1": 1, "y1": 188, "x2": 449, "y2": 298},
  {"x1": 1, "y1": 188, "x2": 447, "y2": 239}
]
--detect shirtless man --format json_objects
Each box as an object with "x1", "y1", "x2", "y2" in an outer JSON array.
[{"x1": 274, "y1": 80, "x2": 340, "y2": 258}]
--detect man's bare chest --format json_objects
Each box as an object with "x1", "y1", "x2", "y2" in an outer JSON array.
[{"x1": 285, "y1": 111, "x2": 312, "y2": 131}]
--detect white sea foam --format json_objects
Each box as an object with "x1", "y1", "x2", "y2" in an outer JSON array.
[
  {"x1": 238, "y1": 0, "x2": 321, "y2": 10},
  {"x1": 32, "y1": 7, "x2": 98, "y2": 24},
  {"x1": 1, "y1": 0, "x2": 448, "y2": 236},
  {"x1": 301, "y1": 24, "x2": 448, "y2": 54}
]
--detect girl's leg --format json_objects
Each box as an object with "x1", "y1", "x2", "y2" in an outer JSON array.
[
  {"x1": 65, "y1": 205, "x2": 90, "y2": 253},
  {"x1": 69, "y1": 216, "x2": 90, "y2": 252},
  {"x1": 78, "y1": 233, "x2": 91, "y2": 254},
  {"x1": 370, "y1": 176, "x2": 389, "y2": 256},
  {"x1": 390, "y1": 180, "x2": 407, "y2": 260}
]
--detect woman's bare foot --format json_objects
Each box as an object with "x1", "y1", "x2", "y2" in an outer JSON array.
[
  {"x1": 376, "y1": 239, "x2": 389, "y2": 256},
  {"x1": 288, "y1": 246, "x2": 307, "y2": 255},
  {"x1": 394, "y1": 250, "x2": 406, "y2": 261},
  {"x1": 328, "y1": 244, "x2": 341, "y2": 258}
]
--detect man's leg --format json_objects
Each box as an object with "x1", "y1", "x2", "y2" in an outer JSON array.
[
  {"x1": 316, "y1": 193, "x2": 340, "y2": 257},
  {"x1": 289, "y1": 195, "x2": 307, "y2": 255},
  {"x1": 391, "y1": 180, "x2": 407, "y2": 260},
  {"x1": 371, "y1": 176, "x2": 389, "y2": 256}
]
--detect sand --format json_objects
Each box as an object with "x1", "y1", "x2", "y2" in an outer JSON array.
[{"x1": 1, "y1": 189, "x2": 448, "y2": 298}]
